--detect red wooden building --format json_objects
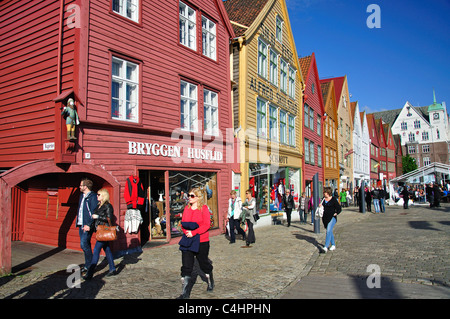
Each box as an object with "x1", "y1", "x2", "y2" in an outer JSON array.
[
  {"x1": 366, "y1": 114, "x2": 381, "y2": 187},
  {"x1": 0, "y1": 0, "x2": 235, "y2": 274},
  {"x1": 299, "y1": 53, "x2": 325, "y2": 196}
]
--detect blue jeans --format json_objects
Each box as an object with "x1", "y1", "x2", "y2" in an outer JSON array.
[
  {"x1": 373, "y1": 199, "x2": 380, "y2": 212},
  {"x1": 379, "y1": 199, "x2": 385, "y2": 213},
  {"x1": 325, "y1": 217, "x2": 337, "y2": 248},
  {"x1": 299, "y1": 209, "x2": 306, "y2": 223},
  {"x1": 79, "y1": 227, "x2": 93, "y2": 268},
  {"x1": 90, "y1": 240, "x2": 116, "y2": 272}
]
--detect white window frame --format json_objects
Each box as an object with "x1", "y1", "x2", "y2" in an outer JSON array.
[
  {"x1": 179, "y1": 1, "x2": 196, "y2": 51},
  {"x1": 111, "y1": 57, "x2": 139, "y2": 122},
  {"x1": 423, "y1": 157, "x2": 431, "y2": 166},
  {"x1": 180, "y1": 80, "x2": 198, "y2": 132},
  {"x1": 280, "y1": 58, "x2": 287, "y2": 93},
  {"x1": 276, "y1": 15, "x2": 283, "y2": 43},
  {"x1": 422, "y1": 145, "x2": 430, "y2": 153},
  {"x1": 304, "y1": 139, "x2": 310, "y2": 163},
  {"x1": 279, "y1": 110, "x2": 287, "y2": 144},
  {"x1": 112, "y1": 0, "x2": 139, "y2": 22},
  {"x1": 422, "y1": 131, "x2": 429, "y2": 141},
  {"x1": 202, "y1": 16, "x2": 216, "y2": 60},
  {"x1": 310, "y1": 141, "x2": 315, "y2": 165},
  {"x1": 288, "y1": 66, "x2": 296, "y2": 99},
  {"x1": 269, "y1": 105, "x2": 278, "y2": 142},
  {"x1": 203, "y1": 89, "x2": 218, "y2": 136},
  {"x1": 257, "y1": 98, "x2": 267, "y2": 139},
  {"x1": 408, "y1": 132, "x2": 415, "y2": 142},
  {"x1": 288, "y1": 115, "x2": 295, "y2": 147},
  {"x1": 317, "y1": 145, "x2": 322, "y2": 167},
  {"x1": 257, "y1": 39, "x2": 268, "y2": 79},
  {"x1": 269, "y1": 50, "x2": 278, "y2": 86}
]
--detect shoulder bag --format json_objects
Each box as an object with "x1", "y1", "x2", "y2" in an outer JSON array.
[
  {"x1": 96, "y1": 217, "x2": 117, "y2": 241},
  {"x1": 315, "y1": 199, "x2": 325, "y2": 218}
]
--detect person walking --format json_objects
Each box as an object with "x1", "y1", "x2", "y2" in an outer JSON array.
[
  {"x1": 339, "y1": 188, "x2": 347, "y2": 208},
  {"x1": 77, "y1": 178, "x2": 98, "y2": 272},
  {"x1": 433, "y1": 183, "x2": 441, "y2": 208},
  {"x1": 242, "y1": 189, "x2": 256, "y2": 247},
  {"x1": 227, "y1": 190, "x2": 246, "y2": 244},
  {"x1": 379, "y1": 186, "x2": 386, "y2": 213},
  {"x1": 319, "y1": 187, "x2": 342, "y2": 253},
  {"x1": 83, "y1": 188, "x2": 117, "y2": 280},
  {"x1": 426, "y1": 183, "x2": 434, "y2": 208},
  {"x1": 365, "y1": 186, "x2": 372, "y2": 212},
  {"x1": 401, "y1": 185, "x2": 410, "y2": 209},
  {"x1": 298, "y1": 192, "x2": 307, "y2": 224},
  {"x1": 372, "y1": 187, "x2": 380, "y2": 213},
  {"x1": 283, "y1": 189, "x2": 295, "y2": 227},
  {"x1": 178, "y1": 188, "x2": 214, "y2": 298}
]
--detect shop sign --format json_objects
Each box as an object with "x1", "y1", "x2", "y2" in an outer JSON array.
[
  {"x1": 128, "y1": 141, "x2": 223, "y2": 162},
  {"x1": 269, "y1": 153, "x2": 288, "y2": 164}
]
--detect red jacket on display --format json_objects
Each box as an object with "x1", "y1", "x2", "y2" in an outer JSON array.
[{"x1": 125, "y1": 175, "x2": 145, "y2": 209}]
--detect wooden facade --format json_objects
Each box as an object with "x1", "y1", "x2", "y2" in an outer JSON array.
[
  {"x1": 0, "y1": 0, "x2": 234, "y2": 274},
  {"x1": 225, "y1": 0, "x2": 304, "y2": 213},
  {"x1": 299, "y1": 53, "x2": 325, "y2": 195},
  {"x1": 320, "y1": 79, "x2": 339, "y2": 190}
]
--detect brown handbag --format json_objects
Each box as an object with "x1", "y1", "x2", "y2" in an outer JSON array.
[{"x1": 96, "y1": 217, "x2": 117, "y2": 241}]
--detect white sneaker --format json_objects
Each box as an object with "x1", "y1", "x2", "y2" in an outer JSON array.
[
  {"x1": 322, "y1": 246, "x2": 328, "y2": 253},
  {"x1": 329, "y1": 245, "x2": 336, "y2": 251}
]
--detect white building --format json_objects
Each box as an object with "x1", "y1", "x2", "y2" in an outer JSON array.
[{"x1": 351, "y1": 101, "x2": 370, "y2": 186}]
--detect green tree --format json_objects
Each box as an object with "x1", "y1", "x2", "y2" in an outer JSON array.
[{"x1": 402, "y1": 154, "x2": 418, "y2": 174}]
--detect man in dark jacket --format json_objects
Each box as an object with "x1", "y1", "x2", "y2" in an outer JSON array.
[
  {"x1": 426, "y1": 183, "x2": 434, "y2": 208},
  {"x1": 283, "y1": 189, "x2": 295, "y2": 227},
  {"x1": 401, "y1": 185, "x2": 410, "y2": 209},
  {"x1": 77, "y1": 178, "x2": 98, "y2": 271},
  {"x1": 433, "y1": 183, "x2": 441, "y2": 208}
]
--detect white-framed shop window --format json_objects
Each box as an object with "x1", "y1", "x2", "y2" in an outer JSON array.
[
  {"x1": 111, "y1": 56, "x2": 139, "y2": 122},
  {"x1": 180, "y1": 80, "x2": 198, "y2": 132}
]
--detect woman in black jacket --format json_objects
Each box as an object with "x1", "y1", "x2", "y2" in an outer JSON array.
[
  {"x1": 319, "y1": 187, "x2": 342, "y2": 253},
  {"x1": 83, "y1": 188, "x2": 117, "y2": 280}
]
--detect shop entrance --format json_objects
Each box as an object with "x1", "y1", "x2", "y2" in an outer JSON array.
[{"x1": 139, "y1": 170, "x2": 219, "y2": 244}]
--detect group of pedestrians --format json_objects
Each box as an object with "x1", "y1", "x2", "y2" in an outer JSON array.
[{"x1": 353, "y1": 185, "x2": 386, "y2": 213}]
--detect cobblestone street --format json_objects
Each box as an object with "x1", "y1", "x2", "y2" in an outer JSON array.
[{"x1": 1, "y1": 203, "x2": 449, "y2": 300}]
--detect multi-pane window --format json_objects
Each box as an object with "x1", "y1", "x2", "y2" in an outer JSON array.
[
  {"x1": 258, "y1": 39, "x2": 268, "y2": 78},
  {"x1": 111, "y1": 57, "x2": 139, "y2": 122},
  {"x1": 309, "y1": 141, "x2": 315, "y2": 165},
  {"x1": 401, "y1": 122, "x2": 407, "y2": 130},
  {"x1": 288, "y1": 115, "x2": 295, "y2": 146},
  {"x1": 304, "y1": 104, "x2": 309, "y2": 128},
  {"x1": 408, "y1": 145, "x2": 416, "y2": 154},
  {"x1": 422, "y1": 131, "x2": 429, "y2": 141},
  {"x1": 304, "y1": 139, "x2": 310, "y2": 163},
  {"x1": 408, "y1": 132, "x2": 415, "y2": 142},
  {"x1": 279, "y1": 110, "x2": 286, "y2": 144},
  {"x1": 414, "y1": 120, "x2": 421, "y2": 129},
  {"x1": 113, "y1": 0, "x2": 139, "y2": 22},
  {"x1": 269, "y1": 105, "x2": 278, "y2": 141},
  {"x1": 179, "y1": 1, "x2": 196, "y2": 50},
  {"x1": 276, "y1": 16, "x2": 283, "y2": 42},
  {"x1": 257, "y1": 98, "x2": 267, "y2": 138},
  {"x1": 203, "y1": 89, "x2": 218, "y2": 136},
  {"x1": 423, "y1": 157, "x2": 430, "y2": 166},
  {"x1": 317, "y1": 145, "x2": 322, "y2": 167},
  {"x1": 422, "y1": 145, "x2": 430, "y2": 153},
  {"x1": 202, "y1": 16, "x2": 216, "y2": 60},
  {"x1": 317, "y1": 116, "x2": 321, "y2": 136},
  {"x1": 288, "y1": 66, "x2": 296, "y2": 99},
  {"x1": 269, "y1": 50, "x2": 278, "y2": 86},
  {"x1": 280, "y1": 59, "x2": 287, "y2": 92},
  {"x1": 309, "y1": 108, "x2": 314, "y2": 130},
  {"x1": 180, "y1": 80, "x2": 198, "y2": 132}
]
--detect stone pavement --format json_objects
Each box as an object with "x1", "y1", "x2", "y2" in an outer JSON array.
[{"x1": 1, "y1": 202, "x2": 449, "y2": 299}]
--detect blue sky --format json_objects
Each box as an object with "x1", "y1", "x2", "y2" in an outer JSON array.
[{"x1": 285, "y1": 0, "x2": 450, "y2": 114}]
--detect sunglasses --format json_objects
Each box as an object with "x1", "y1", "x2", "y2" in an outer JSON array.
[{"x1": 189, "y1": 194, "x2": 197, "y2": 198}]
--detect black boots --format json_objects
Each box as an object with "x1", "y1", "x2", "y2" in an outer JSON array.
[
  {"x1": 177, "y1": 276, "x2": 194, "y2": 299},
  {"x1": 82, "y1": 265, "x2": 95, "y2": 280},
  {"x1": 206, "y1": 272, "x2": 214, "y2": 291}
]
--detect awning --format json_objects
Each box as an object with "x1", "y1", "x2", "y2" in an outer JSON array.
[{"x1": 389, "y1": 162, "x2": 450, "y2": 184}]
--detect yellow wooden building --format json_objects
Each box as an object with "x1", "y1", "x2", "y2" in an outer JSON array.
[{"x1": 224, "y1": 0, "x2": 304, "y2": 214}]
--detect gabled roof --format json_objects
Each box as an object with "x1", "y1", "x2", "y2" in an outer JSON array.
[
  {"x1": 320, "y1": 76, "x2": 345, "y2": 109},
  {"x1": 320, "y1": 79, "x2": 337, "y2": 120},
  {"x1": 366, "y1": 113, "x2": 380, "y2": 147},
  {"x1": 375, "y1": 118, "x2": 387, "y2": 148},
  {"x1": 223, "y1": 0, "x2": 269, "y2": 37},
  {"x1": 299, "y1": 53, "x2": 325, "y2": 114}
]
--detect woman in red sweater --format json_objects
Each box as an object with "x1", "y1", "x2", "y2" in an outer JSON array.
[{"x1": 179, "y1": 187, "x2": 214, "y2": 298}]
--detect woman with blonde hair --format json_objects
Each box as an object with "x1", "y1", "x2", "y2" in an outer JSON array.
[
  {"x1": 177, "y1": 187, "x2": 214, "y2": 299},
  {"x1": 83, "y1": 188, "x2": 117, "y2": 280}
]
